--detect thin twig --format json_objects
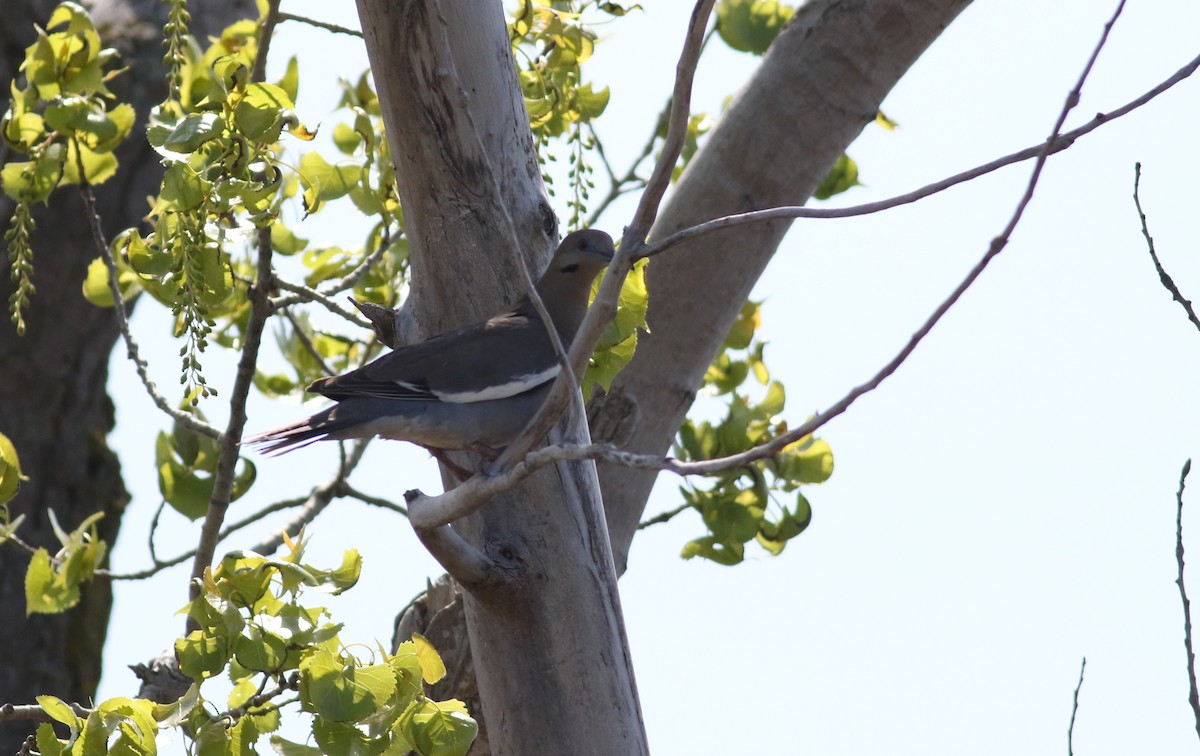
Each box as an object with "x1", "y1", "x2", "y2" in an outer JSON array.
[
  {"x1": 277, "y1": 12, "x2": 363, "y2": 38},
  {"x1": 245, "y1": 439, "x2": 370, "y2": 556},
  {"x1": 1176, "y1": 459, "x2": 1200, "y2": 740},
  {"x1": 80, "y1": 184, "x2": 220, "y2": 439},
  {"x1": 641, "y1": 47, "x2": 1200, "y2": 261},
  {"x1": 1133, "y1": 163, "x2": 1200, "y2": 333},
  {"x1": 404, "y1": 0, "x2": 1128, "y2": 530},
  {"x1": 340, "y1": 483, "x2": 408, "y2": 516},
  {"x1": 270, "y1": 276, "x2": 368, "y2": 326},
  {"x1": 637, "y1": 501, "x2": 692, "y2": 530},
  {"x1": 281, "y1": 308, "x2": 335, "y2": 376},
  {"x1": 1068, "y1": 657, "x2": 1086, "y2": 756},
  {"x1": 100, "y1": 494, "x2": 310, "y2": 580},
  {"x1": 319, "y1": 224, "x2": 394, "y2": 297},
  {"x1": 625, "y1": 0, "x2": 714, "y2": 240},
  {"x1": 147, "y1": 500, "x2": 167, "y2": 566}
]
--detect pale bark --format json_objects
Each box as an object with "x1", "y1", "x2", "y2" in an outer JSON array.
[
  {"x1": 355, "y1": 2, "x2": 647, "y2": 754},
  {"x1": 592, "y1": 0, "x2": 974, "y2": 572}
]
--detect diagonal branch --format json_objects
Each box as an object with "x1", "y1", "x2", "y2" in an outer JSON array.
[
  {"x1": 1068, "y1": 657, "x2": 1086, "y2": 756},
  {"x1": 1133, "y1": 162, "x2": 1200, "y2": 333},
  {"x1": 81, "y1": 185, "x2": 221, "y2": 440},
  {"x1": 642, "y1": 46, "x2": 1200, "y2": 260},
  {"x1": 1175, "y1": 459, "x2": 1200, "y2": 741}
]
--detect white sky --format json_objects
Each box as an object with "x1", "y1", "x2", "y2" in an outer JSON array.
[{"x1": 97, "y1": 1, "x2": 1200, "y2": 754}]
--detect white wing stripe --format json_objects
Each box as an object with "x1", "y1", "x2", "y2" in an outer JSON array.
[{"x1": 437, "y1": 365, "x2": 560, "y2": 403}]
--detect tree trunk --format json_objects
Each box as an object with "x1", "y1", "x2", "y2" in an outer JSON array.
[
  {"x1": 355, "y1": 2, "x2": 647, "y2": 754},
  {"x1": 0, "y1": 2, "x2": 251, "y2": 751},
  {"x1": 591, "y1": 0, "x2": 974, "y2": 573}
]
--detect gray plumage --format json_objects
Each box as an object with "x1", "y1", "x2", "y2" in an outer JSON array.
[{"x1": 249, "y1": 229, "x2": 614, "y2": 455}]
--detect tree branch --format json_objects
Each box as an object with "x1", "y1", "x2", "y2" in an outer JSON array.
[
  {"x1": 1175, "y1": 459, "x2": 1200, "y2": 741},
  {"x1": 244, "y1": 439, "x2": 370, "y2": 556},
  {"x1": 641, "y1": 45, "x2": 1200, "y2": 261},
  {"x1": 1068, "y1": 656, "x2": 1086, "y2": 756},
  {"x1": 410, "y1": 517, "x2": 504, "y2": 592},
  {"x1": 80, "y1": 184, "x2": 220, "y2": 439},
  {"x1": 625, "y1": 0, "x2": 715, "y2": 240},
  {"x1": 1132, "y1": 162, "x2": 1200, "y2": 333},
  {"x1": 269, "y1": 276, "x2": 369, "y2": 327},
  {"x1": 277, "y1": 11, "x2": 363, "y2": 38}
]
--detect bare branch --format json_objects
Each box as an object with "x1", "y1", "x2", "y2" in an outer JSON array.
[
  {"x1": 1175, "y1": 459, "x2": 1200, "y2": 741},
  {"x1": 270, "y1": 276, "x2": 369, "y2": 327},
  {"x1": 281, "y1": 308, "x2": 336, "y2": 377},
  {"x1": 100, "y1": 493, "x2": 310, "y2": 580},
  {"x1": 189, "y1": 0, "x2": 284, "y2": 602},
  {"x1": 80, "y1": 184, "x2": 220, "y2": 439},
  {"x1": 626, "y1": 0, "x2": 716, "y2": 239},
  {"x1": 642, "y1": 45, "x2": 1200, "y2": 260},
  {"x1": 244, "y1": 439, "x2": 370, "y2": 556},
  {"x1": 277, "y1": 11, "x2": 363, "y2": 38},
  {"x1": 1068, "y1": 657, "x2": 1086, "y2": 756},
  {"x1": 1133, "y1": 163, "x2": 1200, "y2": 333},
  {"x1": 317, "y1": 224, "x2": 395, "y2": 297},
  {"x1": 637, "y1": 501, "x2": 691, "y2": 530},
  {"x1": 340, "y1": 483, "x2": 408, "y2": 516}
]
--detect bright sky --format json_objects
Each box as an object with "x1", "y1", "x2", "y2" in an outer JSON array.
[{"x1": 98, "y1": 1, "x2": 1200, "y2": 754}]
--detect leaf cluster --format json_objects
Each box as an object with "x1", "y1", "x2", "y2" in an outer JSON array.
[
  {"x1": 0, "y1": 2, "x2": 134, "y2": 333},
  {"x1": 23, "y1": 510, "x2": 107, "y2": 614},
  {"x1": 173, "y1": 538, "x2": 475, "y2": 755},
  {"x1": 672, "y1": 301, "x2": 834, "y2": 564},
  {"x1": 26, "y1": 541, "x2": 476, "y2": 755}
]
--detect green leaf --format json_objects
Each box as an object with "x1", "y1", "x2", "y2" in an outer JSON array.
[
  {"x1": 175, "y1": 629, "x2": 231, "y2": 681},
  {"x1": 81, "y1": 255, "x2": 140, "y2": 308},
  {"x1": 403, "y1": 699, "x2": 478, "y2": 756},
  {"x1": 271, "y1": 223, "x2": 309, "y2": 255},
  {"x1": 299, "y1": 152, "x2": 360, "y2": 213},
  {"x1": 25, "y1": 547, "x2": 79, "y2": 614},
  {"x1": 0, "y1": 432, "x2": 26, "y2": 503},
  {"x1": 270, "y1": 736, "x2": 324, "y2": 756},
  {"x1": 276, "y1": 55, "x2": 300, "y2": 103},
  {"x1": 813, "y1": 153, "x2": 860, "y2": 200},
  {"x1": 410, "y1": 634, "x2": 446, "y2": 685},
  {"x1": 681, "y1": 535, "x2": 745, "y2": 565},
  {"x1": 234, "y1": 82, "x2": 295, "y2": 142},
  {"x1": 300, "y1": 647, "x2": 396, "y2": 722},
  {"x1": 716, "y1": 0, "x2": 795, "y2": 55},
  {"x1": 234, "y1": 626, "x2": 289, "y2": 672},
  {"x1": 776, "y1": 437, "x2": 834, "y2": 484},
  {"x1": 312, "y1": 717, "x2": 387, "y2": 756},
  {"x1": 574, "y1": 83, "x2": 610, "y2": 120},
  {"x1": 1, "y1": 147, "x2": 65, "y2": 203},
  {"x1": 332, "y1": 122, "x2": 362, "y2": 155},
  {"x1": 151, "y1": 112, "x2": 226, "y2": 155}
]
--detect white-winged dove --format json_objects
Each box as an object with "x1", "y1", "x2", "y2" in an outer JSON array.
[{"x1": 249, "y1": 229, "x2": 615, "y2": 457}]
